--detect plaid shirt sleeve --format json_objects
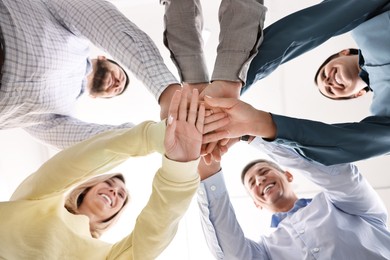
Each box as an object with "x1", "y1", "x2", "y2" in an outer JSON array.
[{"x1": 24, "y1": 114, "x2": 136, "y2": 150}]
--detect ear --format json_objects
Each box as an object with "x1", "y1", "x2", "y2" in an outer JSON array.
[
  {"x1": 285, "y1": 171, "x2": 294, "y2": 183},
  {"x1": 97, "y1": 55, "x2": 107, "y2": 61},
  {"x1": 339, "y1": 49, "x2": 351, "y2": 56},
  {"x1": 253, "y1": 200, "x2": 263, "y2": 210},
  {"x1": 353, "y1": 89, "x2": 367, "y2": 98}
]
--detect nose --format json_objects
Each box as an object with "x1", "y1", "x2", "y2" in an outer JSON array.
[
  {"x1": 255, "y1": 175, "x2": 265, "y2": 186},
  {"x1": 109, "y1": 187, "x2": 118, "y2": 196}
]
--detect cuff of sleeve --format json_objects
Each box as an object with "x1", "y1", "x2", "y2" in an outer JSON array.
[
  {"x1": 271, "y1": 113, "x2": 291, "y2": 139},
  {"x1": 174, "y1": 54, "x2": 209, "y2": 83},
  {"x1": 161, "y1": 156, "x2": 200, "y2": 183},
  {"x1": 199, "y1": 170, "x2": 226, "y2": 200},
  {"x1": 146, "y1": 120, "x2": 167, "y2": 155},
  {"x1": 211, "y1": 52, "x2": 251, "y2": 83}
]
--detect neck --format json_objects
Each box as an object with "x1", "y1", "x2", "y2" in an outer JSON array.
[{"x1": 271, "y1": 194, "x2": 298, "y2": 213}]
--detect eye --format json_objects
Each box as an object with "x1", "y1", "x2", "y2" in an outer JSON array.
[
  {"x1": 119, "y1": 192, "x2": 125, "y2": 199},
  {"x1": 322, "y1": 70, "x2": 326, "y2": 79},
  {"x1": 327, "y1": 86, "x2": 334, "y2": 95}
]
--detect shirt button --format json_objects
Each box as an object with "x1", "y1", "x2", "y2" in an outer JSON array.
[
  {"x1": 198, "y1": 190, "x2": 204, "y2": 195},
  {"x1": 210, "y1": 185, "x2": 216, "y2": 191},
  {"x1": 312, "y1": 248, "x2": 320, "y2": 253},
  {"x1": 299, "y1": 230, "x2": 305, "y2": 234}
]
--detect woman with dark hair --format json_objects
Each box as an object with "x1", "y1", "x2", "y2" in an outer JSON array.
[{"x1": 0, "y1": 88, "x2": 204, "y2": 259}]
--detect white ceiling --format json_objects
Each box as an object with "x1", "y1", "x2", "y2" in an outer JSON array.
[{"x1": 0, "y1": 1, "x2": 388, "y2": 259}]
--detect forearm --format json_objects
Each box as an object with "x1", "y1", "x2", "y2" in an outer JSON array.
[
  {"x1": 13, "y1": 120, "x2": 166, "y2": 200},
  {"x1": 213, "y1": 0, "x2": 266, "y2": 83},
  {"x1": 244, "y1": 0, "x2": 390, "y2": 91},
  {"x1": 130, "y1": 156, "x2": 200, "y2": 259},
  {"x1": 162, "y1": 0, "x2": 209, "y2": 83},
  {"x1": 270, "y1": 114, "x2": 390, "y2": 165},
  {"x1": 24, "y1": 115, "x2": 136, "y2": 149},
  {"x1": 198, "y1": 172, "x2": 266, "y2": 259}
]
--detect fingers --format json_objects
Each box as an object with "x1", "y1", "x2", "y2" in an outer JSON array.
[
  {"x1": 168, "y1": 90, "x2": 182, "y2": 122},
  {"x1": 196, "y1": 102, "x2": 205, "y2": 133},
  {"x1": 204, "y1": 112, "x2": 227, "y2": 124},
  {"x1": 205, "y1": 141, "x2": 218, "y2": 154},
  {"x1": 203, "y1": 130, "x2": 230, "y2": 144},
  {"x1": 203, "y1": 117, "x2": 230, "y2": 134},
  {"x1": 178, "y1": 87, "x2": 189, "y2": 121},
  {"x1": 219, "y1": 138, "x2": 230, "y2": 146},
  {"x1": 187, "y1": 89, "x2": 199, "y2": 125},
  {"x1": 204, "y1": 95, "x2": 236, "y2": 109}
]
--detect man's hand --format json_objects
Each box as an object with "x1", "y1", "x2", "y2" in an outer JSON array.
[
  {"x1": 201, "y1": 80, "x2": 241, "y2": 100},
  {"x1": 159, "y1": 83, "x2": 182, "y2": 120},
  {"x1": 203, "y1": 96, "x2": 277, "y2": 143},
  {"x1": 199, "y1": 80, "x2": 241, "y2": 164}
]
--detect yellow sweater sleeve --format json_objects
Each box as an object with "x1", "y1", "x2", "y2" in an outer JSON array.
[
  {"x1": 11, "y1": 120, "x2": 166, "y2": 201},
  {"x1": 108, "y1": 156, "x2": 200, "y2": 260}
]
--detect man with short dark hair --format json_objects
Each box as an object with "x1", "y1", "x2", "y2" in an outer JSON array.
[
  {"x1": 0, "y1": 0, "x2": 181, "y2": 149},
  {"x1": 197, "y1": 101, "x2": 390, "y2": 258},
  {"x1": 197, "y1": 138, "x2": 390, "y2": 259},
  {"x1": 238, "y1": 0, "x2": 390, "y2": 165}
]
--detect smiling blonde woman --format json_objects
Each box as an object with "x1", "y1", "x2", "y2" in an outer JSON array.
[{"x1": 0, "y1": 88, "x2": 204, "y2": 259}]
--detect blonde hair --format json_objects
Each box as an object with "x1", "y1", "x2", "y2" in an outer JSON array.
[{"x1": 65, "y1": 173, "x2": 130, "y2": 238}]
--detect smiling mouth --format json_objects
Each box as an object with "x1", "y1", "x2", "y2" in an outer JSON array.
[
  {"x1": 334, "y1": 74, "x2": 343, "y2": 87},
  {"x1": 100, "y1": 194, "x2": 112, "y2": 206},
  {"x1": 262, "y1": 183, "x2": 275, "y2": 196}
]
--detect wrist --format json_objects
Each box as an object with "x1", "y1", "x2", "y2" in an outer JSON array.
[
  {"x1": 254, "y1": 111, "x2": 276, "y2": 140},
  {"x1": 159, "y1": 83, "x2": 182, "y2": 119}
]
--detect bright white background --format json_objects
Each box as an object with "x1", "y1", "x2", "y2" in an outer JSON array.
[{"x1": 0, "y1": 1, "x2": 389, "y2": 259}]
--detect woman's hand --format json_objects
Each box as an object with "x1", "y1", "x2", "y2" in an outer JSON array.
[{"x1": 164, "y1": 87, "x2": 205, "y2": 162}]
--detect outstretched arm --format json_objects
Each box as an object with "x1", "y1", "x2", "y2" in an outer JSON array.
[
  {"x1": 198, "y1": 165, "x2": 268, "y2": 259},
  {"x1": 24, "y1": 115, "x2": 136, "y2": 150},
  {"x1": 203, "y1": 96, "x2": 390, "y2": 165},
  {"x1": 110, "y1": 88, "x2": 205, "y2": 259}
]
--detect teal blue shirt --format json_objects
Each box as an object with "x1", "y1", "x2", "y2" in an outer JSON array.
[{"x1": 245, "y1": 0, "x2": 390, "y2": 165}]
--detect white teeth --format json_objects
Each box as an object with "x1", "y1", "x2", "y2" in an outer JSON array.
[
  {"x1": 101, "y1": 194, "x2": 112, "y2": 206},
  {"x1": 334, "y1": 73, "x2": 343, "y2": 86},
  {"x1": 263, "y1": 184, "x2": 275, "y2": 195}
]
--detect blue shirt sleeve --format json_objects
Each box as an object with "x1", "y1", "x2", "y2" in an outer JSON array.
[
  {"x1": 197, "y1": 172, "x2": 269, "y2": 260},
  {"x1": 244, "y1": 0, "x2": 390, "y2": 91},
  {"x1": 270, "y1": 114, "x2": 390, "y2": 165}
]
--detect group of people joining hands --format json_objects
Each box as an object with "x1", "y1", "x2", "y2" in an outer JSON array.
[{"x1": 0, "y1": 0, "x2": 389, "y2": 259}]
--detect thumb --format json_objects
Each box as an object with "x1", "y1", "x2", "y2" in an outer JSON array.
[{"x1": 204, "y1": 95, "x2": 236, "y2": 109}]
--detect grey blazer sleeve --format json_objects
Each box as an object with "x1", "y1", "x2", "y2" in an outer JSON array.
[
  {"x1": 243, "y1": 0, "x2": 390, "y2": 91},
  {"x1": 270, "y1": 114, "x2": 390, "y2": 165}
]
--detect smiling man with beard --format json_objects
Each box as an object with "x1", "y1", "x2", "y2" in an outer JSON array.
[
  {"x1": 87, "y1": 56, "x2": 130, "y2": 99},
  {"x1": 0, "y1": 0, "x2": 181, "y2": 149}
]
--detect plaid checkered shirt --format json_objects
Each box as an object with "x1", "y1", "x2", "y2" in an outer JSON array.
[{"x1": 0, "y1": 0, "x2": 178, "y2": 149}]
